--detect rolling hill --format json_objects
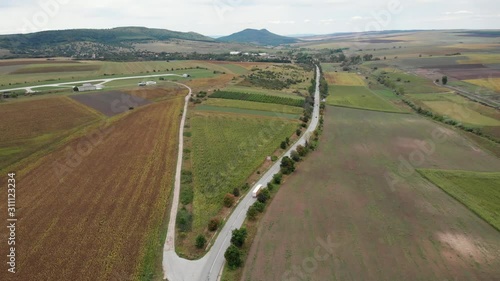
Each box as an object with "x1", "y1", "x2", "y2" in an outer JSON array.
[
  {"x1": 217, "y1": 29, "x2": 298, "y2": 46},
  {"x1": 0, "y1": 26, "x2": 214, "y2": 50}
]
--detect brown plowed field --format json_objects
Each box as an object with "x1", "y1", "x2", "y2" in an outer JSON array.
[
  {"x1": 242, "y1": 106, "x2": 500, "y2": 281},
  {"x1": 0, "y1": 96, "x2": 183, "y2": 281}
]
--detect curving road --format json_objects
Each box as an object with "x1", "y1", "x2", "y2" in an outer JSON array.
[{"x1": 162, "y1": 65, "x2": 322, "y2": 281}]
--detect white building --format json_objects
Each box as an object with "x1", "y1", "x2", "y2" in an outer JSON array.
[
  {"x1": 77, "y1": 83, "x2": 98, "y2": 92},
  {"x1": 230, "y1": 51, "x2": 241, "y2": 55}
]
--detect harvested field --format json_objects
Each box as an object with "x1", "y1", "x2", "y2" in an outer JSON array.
[
  {"x1": 464, "y1": 78, "x2": 500, "y2": 92},
  {"x1": 324, "y1": 72, "x2": 365, "y2": 86},
  {"x1": 242, "y1": 106, "x2": 500, "y2": 281},
  {"x1": 71, "y1": 91, "x2": 151, "y2": 117},
  {"x1": 327, "y1": 85, "x2": 402, "y2": 112},
  {"x1": 11, "y1": 64, "x2": 101, "y2": 74},
  {"x1": 0, "y1": 96, "x2": 183, "y2": 281},
  {"x1": 222, "y1": 85, "x2": 304, "y2": 99},
  {"x1": 124, "y1": 86, "x2": 189, "y2": 101},
  {"x1": 0, "y1": 97, "x2": 102, "y2": 171},
  {"x1": 0, "y1": 59, "x2": 78, "y2": 67},
  {"x1": 432, "y1": 65, "x2": 500, "y2": 80}
]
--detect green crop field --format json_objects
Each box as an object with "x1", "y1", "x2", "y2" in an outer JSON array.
[
  {"x1": 202, "y1": 98, "x2": 303, "y2": 115},
  {"x1": 223, "y1": 85, "x2": 305, "y2": 99},
  {"x1": 210, "y1": 91, "x2": 304, "y2": 107},
  {"x1": 189, "y1": 112, "x2": 297, "y2": 232},
  {"x1": 195, "y1": 105, "x2": 300, "y2": 119},
  {"x1": 327, "y1": 85, "x2": 403, "y2": 112},
  {"x1": 375, "y1": 68, "x2": 446, "y2": 94},
  {"x1": 418, "y1": 170, "x2": 500, "y2": 231}
]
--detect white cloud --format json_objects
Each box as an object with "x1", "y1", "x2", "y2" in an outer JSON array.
[{"x1": 444, "y1": 10, "x2": 473, "y2": 15}]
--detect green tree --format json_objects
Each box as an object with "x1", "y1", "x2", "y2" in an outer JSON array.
[
  {"x1": 232, "y1": 187, "x2": 240, "y2": 197},
  {"x1": 257, "y1": 189, "x2": 270, "y2": 204},
  {"x1": 231, "y1": 228, "x2": 248, "y2": 248},
  {"x1": 247, "y1": 206, "x2": 258, "y2": 220},
  {"x1": 253, "y1": 201, "x2": 266, "y2": 212},
  {"x1": 273, "y1": 173, "x2": 282, "y2": 184},
  {"x1": 442, "y1": 76, "x2": 448, "y2": 85},
  {"x1": 280, "y1": 141, "x2": 287, "y2": 149},
  {"x1": 291, "y1": 150, "x2": 301, "y2": 162},
  {"x1": 195, "y1": 234, "x2": 206, "y2": 249},
  {"x1": 225, "y1": 245, "x2": 243, "y2": 269},
  {"x1": 296, "y1": 145, "x2": 308, "y2": 157},
  {"x1": 280, "y1": 156, "x2": 295, "y2": 175}
]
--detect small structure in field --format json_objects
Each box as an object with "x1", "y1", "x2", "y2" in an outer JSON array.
[
  {"x1": 230, "y1": 51, "x2": 241, "y2": 55},
  {"x1": 146, "y1": 81, "x2": 157, "y2": 86},
  {"x1": 182, "y1": 74, "x2": 191, "y2": 78},
  {"x1": 76, "y1": 83, "x2": 101, "y2": 92},
  {"x1": 138, "y1": 82, "x2": 146, "y2": 86}
]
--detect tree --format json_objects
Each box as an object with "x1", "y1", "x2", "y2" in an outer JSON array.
[
  {"x1": 280, "y1": 156, "x2": 295, "y2": 175},
  {"x1": 247, "y1": 206, "x2": 258, "y2": 220},
  {"x1": 291, "y1": 150, "x2": 301, "y2": 162},
  {"x1": 223, "y1": 194, "x2": 235, "y2": 208},
  {"x1": 257, "y1": 189, "x2": 270, "y2": 204},
  {"x1": 73, "y1": 86, "x2": 79, "y2": 92},
  {"x1": 296, "y1": 128, "x2": 302, "y2": 136},
  {"x1": 231, "y1": 228, "x2": 248, "y2": 248},
  {"x1": 285, "y1": 137, "x2": 290, "y2": 145},
  {"x1": 253, "y1": 201, "x2": 265, "y2": 212},
  {"x1": 442, "y1": 76, "x2": 448, "y2": 85},
  {"x1": 208, "y1": 217, "x2": 220, "y2": 231},
  {"x1": 232, "y1": 187, "x2": 240, "y2": 197},
  {"x1": 296, "y1": 145, "x2": 308, "y2": 157},
  {"x1": 195, "y1": 234, "x2": 206, "y2": 249},
  {"x1": 280, "y1": 141, "x2": 287, "y2": 149},
  {"x1": 225, "y1": 245, "x2": 243, "y2": 269},
  {"x1": 273, "y1": 173, "x2": 282, "y2": 184}
]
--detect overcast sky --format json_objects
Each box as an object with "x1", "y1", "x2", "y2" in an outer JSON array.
[{"x1": 0, "y1": 0, "x2": 499, "y2": 36}]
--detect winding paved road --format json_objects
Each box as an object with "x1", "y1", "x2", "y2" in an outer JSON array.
[{"x1": 162, "y1": 66, "x2": 322, "y2": 281}]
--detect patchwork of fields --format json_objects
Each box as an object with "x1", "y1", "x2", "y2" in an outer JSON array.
[
  {"x1": 189, "y1": 112, "x2": 298, "y2": 232},
  {"x1": 327, "y1": 85, "x2": 403, "y2": 113},
  {"x1": 242, "y1": 106, "x2": 500, "y2": 281},
  {"x1": 0, "y1": 96, "x2": 102, "y2": 172},
  {"x1": 0, "y1": 96, "x2": 184, "y2": 280}
]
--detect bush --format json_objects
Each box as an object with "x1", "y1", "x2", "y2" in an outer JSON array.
[
  {"x1": 257, "y1": 189, "x2": 270, "y2": 204},
  {"x1": 291, "y1": 150, "x2": 301, "y2": 162},
  {"x1": 231, "y1": 228, "x2": 248, "y2": 248},
  {"x1": 225, "y1": 245, "x2": 243, "y2": 269},
  {"x1": 280, "y1": 156, "x2": 295, "y2": 175},
  {"x1": 242, "y1": 183, "x2": 250, "y2": 190},
  {"x1": 247, "y1": 207, "x2": 258, "y2": 220},
  {"x1": 296, "y1": 129, "x2": 302, "y2": 136},
  {"x1": 267, "y1": 182, "x2": 275, "y2": 191},
  {"x1": 271, "y1": 155, "x2": 278, "y2": 162},
  {"x1": 208, "y1": 217, "x2": 220, "y2": 231},
  {"x1": 176, "y1": 208, "x2": 192, "y2": 232},
  {"x1": 253, "y1": 201, "x2": 265, "y2": 213},
  {"x1": 195, "y1": 234, "x2": 206, "y2": 249},
  {"x1": 223, "y1": 194, "x2": 235, "y2": 208},
  {"x1": 273, "y1": 173, "x2": 282, "y2": 185},
  {"x1": 296, "y1": 145, "x2": 308, "y2": 157},
  {"x1": 232, "y1": 188, "x2": 240, "y2": 197},
  {"x1": 280, "y1": 141, "x2": 287, "y2": 149}
]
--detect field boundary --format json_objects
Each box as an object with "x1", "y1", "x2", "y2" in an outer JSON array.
[
  {"x1": 329, "y1": 103, "x2": 410, "y2": 114},
  {"x1": 417, "y1": 169, "x2": 500, "y2": 232}
]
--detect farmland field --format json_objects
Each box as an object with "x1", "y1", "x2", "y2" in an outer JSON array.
[
  {"x1": 0, "y1": 96, "x2": 102, "y2": 172},
  {"x1": 464, "y1": 78, "x2": 500, "y2": 92},
  {"x1": 324, "y1": 72, "x2": 365, "y2": 86},
  {"x1": 418, "y1": 170, "x2": 500, "y2": 231},
  {"x1": 189, "y1": 112, "x2": 298, "y2": 233},
  {"x1": 202, "y1": 98, "x2": 303, "y2": 115},
  {"x1": 0, "y1": 96, "x2": 184, "y2": 281},
  {"x1": 242, "y1": 106, "x2": 500, "y2": 281},
  {"x1": 195, "y1": 105, "x2": 300, "y2": 120},
  {"x1": 210, "y1": 91, "x2": 304, "y2": 107},
  {"x1": 71, "y1": 91, "x2": 151, "y2": 117},
  {"x1": 222, "y1": 85, "x2": 304, "y2": 99},
  {"x1": 327, "y1": 85, "x2": 403, "y2": 112}
]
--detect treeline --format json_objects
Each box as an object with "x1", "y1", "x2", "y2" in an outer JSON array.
[
  {"x1": 403, "y1": 99, "x2": 499, "y2": 144},
  {"x1": 210, "y1": 91, "x2": 305, "y2": 107}
]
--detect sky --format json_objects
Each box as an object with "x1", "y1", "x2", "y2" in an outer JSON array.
[{"x1": 0, "y1": 0, "x2": 499, "y2": 36}]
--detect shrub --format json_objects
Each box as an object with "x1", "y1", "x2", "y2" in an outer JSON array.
[
  {"x1": 296, "y1": 129, "x2": 302, "y2": 136},
  {"x1": 247, "y1": 207, "x2": 258, "y2": 220},
  {"x1": 253, "y1": 201, "x2": 265, "y2": 213},
  {"x1": 291, "y1": 150, "x2": 301, "y2": 162},
  {"x1": 176, "y1": 208, "x2": 192, "y2": 232},
  {"x1": 273, "y1": 173, "x2": 282, "y2": 185},
  {"x1": 195, "y1": 234, "x2": 206, "y2": 249},
  {"x1": 208, "y1": 217, "x2": 220, "y2": 231},
  {"x1": 271, "y1": 155, "x2": 278, "y2": 162},
  {"x1": 223, "y1": 194, "x2": 235, "y2": 208},
  {"x1": 280, "y1": 156, "x2": 295, "y2": 174}
]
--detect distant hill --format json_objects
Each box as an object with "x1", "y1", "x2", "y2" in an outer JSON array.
[
  {"x1": 218, "y1": 29, "x2": 299, "y2": 46},
  {"x1": 0, "y1": 26, "x2": 214, "y2": 50}
]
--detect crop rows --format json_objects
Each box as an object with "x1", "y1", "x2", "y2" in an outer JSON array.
[
  {"x1": 210, "y1": 91, "x2": 304, "y2": 107},
  {"x1": 190, "y1": 113, "x2": 297, "y2": 232}
]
